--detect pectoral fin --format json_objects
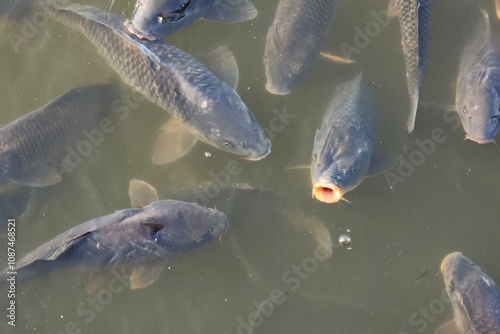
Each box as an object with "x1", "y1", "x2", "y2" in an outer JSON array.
[
  {"x1": 204, "y1": 45, "x2": 239, "y2": 89},
  {"x1": 128, "y1": 179, "x2": 159, "y2": 208},
  {"x1": 204, "y1": 0, "x2": 257, "y2": 23},
  {"x1": 129, "y1": 262, "x2": 166, "y2": 289},
  {"x1": 151, "y1": 118, "x2": 198, "y2": 165},
  {"x1": 434, "y1": 320, "x2": 461, "y2": 334},
  {"x1": 496, "y1": 0, "x2": 500, "y2": 19},
  {"x1": 15, "y1": 164, "x2": 62, "y2": 187},
  {"x1": 320, "y1": 52, "x2": 355, "y2": 64},
  {"x1": 86, "y1": 270, "x2": 114, "y2": 295}
]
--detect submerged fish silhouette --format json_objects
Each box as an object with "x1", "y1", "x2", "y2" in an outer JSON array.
[{"x1": 0, "y1": 180, "x2": 228, "y2": 291}]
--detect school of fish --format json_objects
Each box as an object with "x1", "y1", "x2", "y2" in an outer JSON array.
[{"x1": 0, "y1": 0, "x2": 499, "y2": 332}]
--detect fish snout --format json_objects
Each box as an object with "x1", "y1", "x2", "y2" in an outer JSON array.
[
  {"x1": 124, "y1": 20, "x2": 157, "y2": 41},
  {"x1": 465, "y1": 134, "x2": 496, "y2": 145},
  {"x1": 245, "y1": 140, "x2": 272, "y2": 161},
  {"x1": 440, "y1": 252, "x2": 462, "y2": 273},
  {"x1": 265, "y1": 81, "x2": 291, "y2": 96}
]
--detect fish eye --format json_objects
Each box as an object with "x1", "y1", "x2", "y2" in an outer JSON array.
[
  {"x1": 312, "y1": 153, "x2": 317, "y2": 163},
  {"x1": 463, "y1": 106, "x2": 468, "y2": 114},
  {"x1": 208, "y1": 227, "x2": 215, "y2": 233},
  {"x1": 239, "y1": 142, "x2": 246, "y2": 148},
  {"x1": 341, "y1": 168, "x2": 347, "y2": 174},
  {"x1": 222, "y1": 140, "x2": 234, "y2": 147},
  {"x1": 448, "y1": 281, "x2": 455, "y2": 292},
  {"x1": 491, "y1": 115, "x2": 498, "y2": 124}
]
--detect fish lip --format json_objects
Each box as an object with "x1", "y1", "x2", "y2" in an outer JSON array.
[
  {"x1": 245, "y1": 145, "x2": 272, "y2": 161},
  {"x1": 312, "y1": 181, "x2": 344, "y2": 203},
  {"x1": 123, "y1": 20, "x2": 157, "y2": 41},
  {"x1": 265, "y1": 82, "x2": 291, "y2": 96},
  {"x1": 465, "y1": 135, "x2": 496, "y2": 144}
]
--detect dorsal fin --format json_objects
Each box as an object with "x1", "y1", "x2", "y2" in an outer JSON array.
[{"x1": 128, "y1": 179, "x2": 159, "y2": 208}]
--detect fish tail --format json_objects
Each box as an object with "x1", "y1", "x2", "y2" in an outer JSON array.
[{"x1": 406, "y1": 89, "x2": 419, "y2": 133}]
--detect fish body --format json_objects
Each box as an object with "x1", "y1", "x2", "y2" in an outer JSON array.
[
  {"x1": 455, "y1": 10, "x2": 500, "y2": 144},
  {"x1": 0, "y1": 0, "x2": 32, "y2": 18},
  {"x1": 126, "y1": 0, "x2": 257, "y2": 40},
  {"x1": 264, "y1": 0, "x2": 337, "y2": 95},
  {"x1": 311, "y1": 74, "x2": 378, "y2": 203},
  {"x1": 43, "y1": 3, "x2": 270, "y2": 160},
  {"x1": 390, "y1": 0, "x2": 432, "y2": 132},
  {"x1": 0, "y1": 84, "x2": 119, "y2": 187},
  {"x1": 436, "y1": 252, "x2": 500, "y2": 334},
  {"x1": 0, "y1": 200, "x2": 227, "y2": 288}
]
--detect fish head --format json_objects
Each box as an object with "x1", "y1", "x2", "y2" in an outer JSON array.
[
  {"x1": 0, "y1": 151, "x2": 21, "y2": 185},
  {"x1": 311, "y1": 144, "x2": 371, "y2": 203},
  {"x1": 264, "y1": 23, "x2": 321, "y2": 95},
  {"x1": 440, "y1": 252, "x2": 500, "y2": 325},
  {"x1": 184, "y1": 89, "x2": 271, "y2": 160},
  {"x1": 127, "y1": 0, "x2": 199, "y2": 39},
  {"x1": 458, "y1": 69, "x2": 500, "y2": 144},
  {"x1": 146, "y1": 200, "x2": 228, "y2": 252}
]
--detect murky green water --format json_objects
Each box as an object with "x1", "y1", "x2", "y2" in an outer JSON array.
[{"x1": 1, "y1": 0, "x2": 500, "y2": 333}]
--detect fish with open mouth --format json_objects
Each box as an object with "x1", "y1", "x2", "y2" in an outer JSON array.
[{"x1": 311, "y1": 74, "x2": 387, "y2": 203}]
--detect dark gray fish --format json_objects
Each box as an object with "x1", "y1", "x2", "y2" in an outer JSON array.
[
  {"x1": 455, "y1": 10, "x2": 500, "y2": 144},
  {"x1": 126, "y1": 0, "x2": 257, "y2": 40},
  {"x1": 42, "y1": 3, "x2": 271, "y2": 160},
  {"x1": 0, "y1": 180, "x2": 228, "y2": 290},
  {"x1": 264, "y1": 0, "x2": 337, "y2": 95},
  {"x1": 0, "y1": 84, "x2": 120, "y2": 187},
  {"x1": 0, "y1": 0, "x2": 33, "y2": 18},
  {"x1": 311, "y1": 74, "x2": 383, "y2": 203},
  {"x1": 389, "y1": 0, "x2": 432, "y2": 133},
  {"x1": 436, "y1": 252, "x2": 500, "y2": 334}
]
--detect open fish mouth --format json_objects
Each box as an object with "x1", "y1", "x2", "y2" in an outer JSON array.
[{"x1": 312, "y1": 181, "x2": 344, "y2": 203}]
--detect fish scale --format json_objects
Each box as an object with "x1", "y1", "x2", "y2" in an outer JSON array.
[
  {"x1": 0, "y1": 85, "x2": 119, "y2": 185},
  {"x1": 393, "y1": 0, "x2": 432, "y2": 132},
  {"x1": 264, "y1": 0, "x2": 337, "y2": 95}
]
